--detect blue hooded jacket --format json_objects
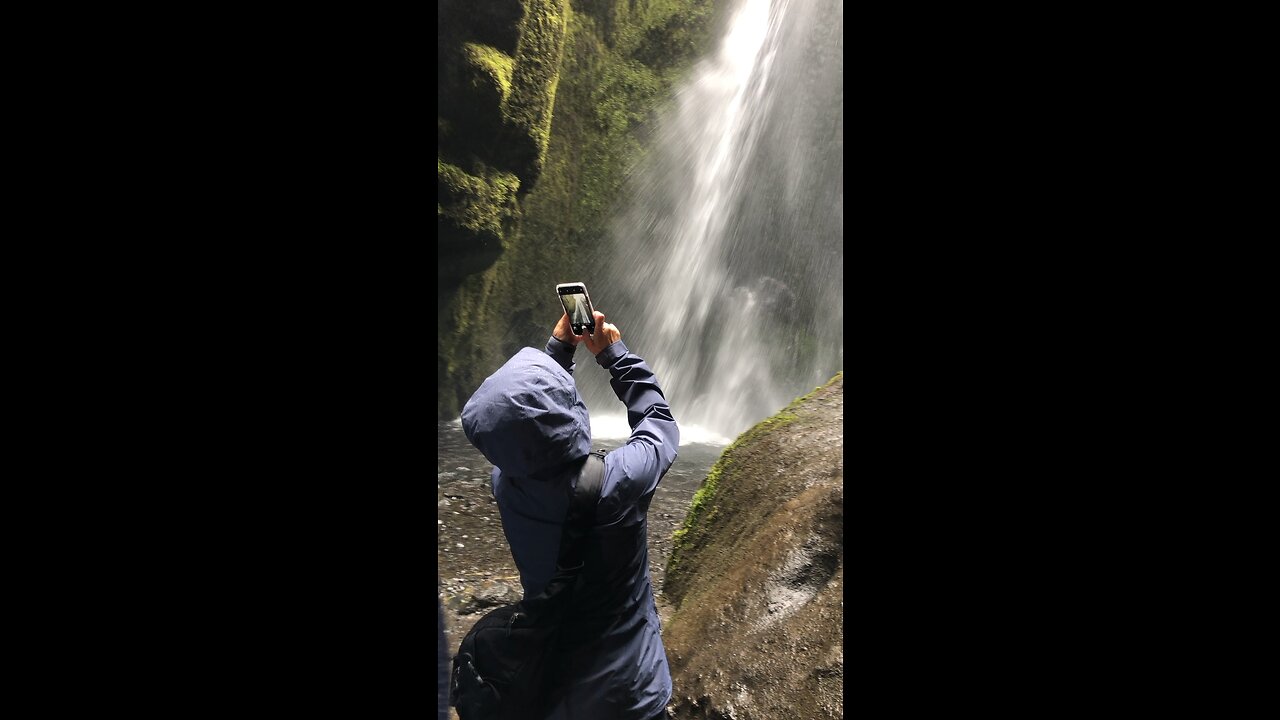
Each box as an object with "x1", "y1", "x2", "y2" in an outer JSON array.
[{"x1": 462, "y1": 336, "x2": 679, "y2": 720}]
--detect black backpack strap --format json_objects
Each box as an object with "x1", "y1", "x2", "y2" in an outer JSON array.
[
  {"x1": 570, "y1": 450, "x2": 607, "y2": 526},
  {"x1": 555, "y1": 449, "x2": 606, "y2": 571},
  {"x1": 515, "y1": 450, "x2": 607, "y2": 616}
]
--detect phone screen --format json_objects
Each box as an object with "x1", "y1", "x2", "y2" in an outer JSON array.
[{"x1": 558, "y1": 284, "x2": 595, "y2": 335}]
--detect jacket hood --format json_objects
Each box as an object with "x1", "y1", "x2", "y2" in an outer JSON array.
[{"x1": 461, "y1": 347, "x2": 591, "y2": 477}]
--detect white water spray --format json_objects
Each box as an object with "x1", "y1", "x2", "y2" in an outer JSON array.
[{"x1": 584, "y1": 0, "x2": 843, "y2": 442}]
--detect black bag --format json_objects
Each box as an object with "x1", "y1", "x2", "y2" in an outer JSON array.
[{"x1": 450, "y1": 450, "x2": 606, "y2": 720}]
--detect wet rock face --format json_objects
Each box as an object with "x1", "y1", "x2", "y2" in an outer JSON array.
[{"x1": 663, "y1": 373, "x2": 844, "y2": 720}]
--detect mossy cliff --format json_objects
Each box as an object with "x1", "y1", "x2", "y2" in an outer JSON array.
[
  {"x1": 662, "y1": 372, "x2": 844, "y2": 719},
  {"x1": 437, "y1": 0, "x2": 719, "y2": 418},
  {"x1": 438, "y1": 0, "x2": 567, "y2": 299}
]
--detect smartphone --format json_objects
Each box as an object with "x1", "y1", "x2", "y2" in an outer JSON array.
[{"x1": 556, "y1": 282, "x2": 596, "y2": 335}]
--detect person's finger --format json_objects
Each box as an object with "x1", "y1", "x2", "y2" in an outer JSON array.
[{"x1": 555, "y1": 312, "x2": 578, "y2": 343}]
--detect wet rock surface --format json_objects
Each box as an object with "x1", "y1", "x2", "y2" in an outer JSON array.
[{"x1": 662, "y1": 373, "x2": 844, "y2": 720}]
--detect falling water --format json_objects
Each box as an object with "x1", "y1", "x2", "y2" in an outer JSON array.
[{"x1": 584, "y1": 0, "x2": 843, "y2": 442}]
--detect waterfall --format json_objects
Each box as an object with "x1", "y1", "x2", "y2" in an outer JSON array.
[{"x1": 583, "y1": 0, "x2": 843, "y2": 442}]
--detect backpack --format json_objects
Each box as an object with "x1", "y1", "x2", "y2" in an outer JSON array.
[{"x1": 449, "y1": 450, "x2": 607, "y2": 720}]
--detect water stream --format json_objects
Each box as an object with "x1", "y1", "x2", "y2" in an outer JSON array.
[{"x1": 580, "y1": 0, "x2": 844, "y2": 440}]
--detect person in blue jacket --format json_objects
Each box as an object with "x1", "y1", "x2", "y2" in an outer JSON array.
[{"x1": 461, "y1": 308, "x2": 678, "y2": 720}]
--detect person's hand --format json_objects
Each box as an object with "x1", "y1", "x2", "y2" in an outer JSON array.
[
  {"x1": 584, "y1": 311, "x2": 621, "y2": 355},
  {"x1": 553, "y1": 312, "x2": 582, "y2": 346}
]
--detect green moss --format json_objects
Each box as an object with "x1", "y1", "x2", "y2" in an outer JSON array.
[
  {"x1": 510, "y1": 0, "x2": 715, "y2": 250},
  {"x1": 615, "y1": 0, "x2": 715, "y2": 65},
  {"x1": 667, "y1": 409, "x2": 798, "y2": 579},
  {"x1": 463, "y1": 42, "x2": 516, "y2": 102},
  {"x1": 779, "y1": 371, "x2": 843, "y2": 414},
  {"x1": 437, "y1": 160, "x2": 521, "y2": 241},
  {"x1": 501, "y1": 0, "x2": 570, "y2": 185},
  {"x1": 594, "y1": 60, "x2": 661, "y2": 135},
  {"x1": 665, "y1": 372, "x2": 843, "y2": 588}
]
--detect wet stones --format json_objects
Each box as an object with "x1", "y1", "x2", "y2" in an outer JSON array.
[
  {"x1": 473, "y1": 580, "x2": 519, "y2": 608},
  {"x1": 446, "y1": 593, "x2": 478, "y2": 615}
]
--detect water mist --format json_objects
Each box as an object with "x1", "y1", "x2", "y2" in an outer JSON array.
[{"x1": 584, "y1": 0, "x2": 843, "y2": 444}]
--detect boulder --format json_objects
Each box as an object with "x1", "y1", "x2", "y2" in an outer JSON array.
[{"x1": 663, "y1": 372, "x2": 843, "y2": 719}]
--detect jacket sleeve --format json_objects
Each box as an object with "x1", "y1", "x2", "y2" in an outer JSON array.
[
  {"x1": 594, "y1": 340, "x2": 679, "y2": 521},
  {"x1": 543, "y1": 335, "x2": 577, "y2": 374}
]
